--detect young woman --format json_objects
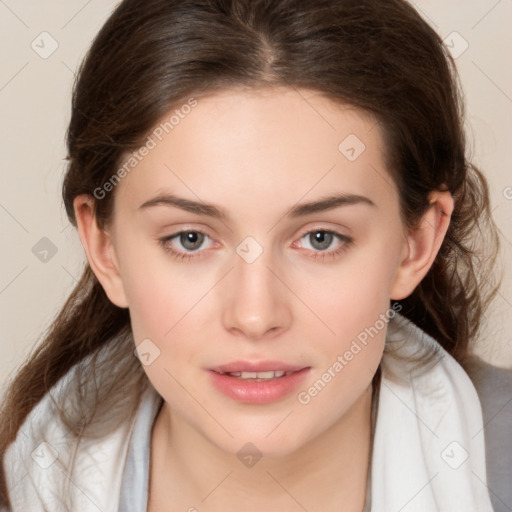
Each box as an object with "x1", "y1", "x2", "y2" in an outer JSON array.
[{"x1": 1, "y1": 0, "x2": 510, "y2": 511}]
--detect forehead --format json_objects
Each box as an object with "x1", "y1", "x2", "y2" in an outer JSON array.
[{"x1": 113, "y1": 86, "x2": 397, "y2": 217}]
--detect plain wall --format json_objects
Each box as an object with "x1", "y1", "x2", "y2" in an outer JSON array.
[{"x1": 1, "y1": 0, "x2": 511, "y2": 393}]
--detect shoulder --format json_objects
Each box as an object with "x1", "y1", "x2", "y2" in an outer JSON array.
[
  {"x1": 3, "y1": 349, "x2": 144, "y2": 511},
  {"x1": 462, "y1": 355, "x2": 512, "y2": 512},
  {"x1": 3, "y1": 367, "x2": 78, "y2": 510}
]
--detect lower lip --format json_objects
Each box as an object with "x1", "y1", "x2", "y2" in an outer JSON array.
[{"x1": 208, "y1": 368, "x2": 310, "y2": 404}]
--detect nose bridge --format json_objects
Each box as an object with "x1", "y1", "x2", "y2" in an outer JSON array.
[{"x1": 221, "y1": 245, "x2": 291, "y2": 339}]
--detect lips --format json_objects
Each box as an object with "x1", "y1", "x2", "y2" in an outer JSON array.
[{"x1": 207, "y1": 361, "x2": 310, "y2": 404}]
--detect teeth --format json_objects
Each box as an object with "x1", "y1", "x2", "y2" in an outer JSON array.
[
  {"x1": 223, "y1": 370, "x2": 292, "y2": 380},
  {"x1": 241, "y1": 371, "x2": 259, "y2": 379}
]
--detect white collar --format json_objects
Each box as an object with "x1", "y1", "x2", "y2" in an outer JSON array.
[{"x1": 370, "y1": 313, "x2": 493, "y2": 511}]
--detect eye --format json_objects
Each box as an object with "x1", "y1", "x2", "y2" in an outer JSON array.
[
  {"x1": 159, "y1": 228, "x2": 353, "y2": 262},
  {"x1": 159, "y1": 230, "x2": 214, "y2": 260},
  {"x1": 301, "y1": 231, "x2": 337, "y2": 251},
  {"x1": 175, "y1": 231, "x2": 208, "y2": 251},
  {"x1": 295, "y1": 229, "x2": 353, "y2": 260}
]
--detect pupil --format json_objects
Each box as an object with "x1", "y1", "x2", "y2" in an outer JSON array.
[
  {"x1": 181, "y1": 232, "x2": 203, "y2": 250},
  {"x1": 311, "y1": 231, "x2": 332, "y2": 251}
]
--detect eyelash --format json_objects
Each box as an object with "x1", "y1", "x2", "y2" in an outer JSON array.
[{"x1": 158, "y1": 229, "x2": 354, "y2": 262}]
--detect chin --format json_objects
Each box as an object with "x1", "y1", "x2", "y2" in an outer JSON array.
[{"x1": 206, "y1": 417, "x2": 317, "y2": 460}]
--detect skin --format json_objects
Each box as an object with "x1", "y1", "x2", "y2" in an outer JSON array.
[{"x1": 74, "y1": 86, "x2": 454, "y2": 511}]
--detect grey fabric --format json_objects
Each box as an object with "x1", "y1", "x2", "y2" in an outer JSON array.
[
  {"x1": 462, "y1": 355, "x2": 512, "y2": 512},
  {"x1": 118, "y1": 386, "x2": 163, "y2": 512},
  {"x1": 362, "y1": 380, "x2": 380, "y2": 512}
]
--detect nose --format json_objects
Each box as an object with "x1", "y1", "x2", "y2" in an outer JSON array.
[{"x1": 221, "y1": 253, "x2": 292, "y2": 340}]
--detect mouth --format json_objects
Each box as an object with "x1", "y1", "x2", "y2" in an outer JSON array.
[{"x1": 207, "y1": 361, "x2": 310, "y2": 404}]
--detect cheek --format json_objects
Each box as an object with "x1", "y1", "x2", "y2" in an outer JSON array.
[
  {"x1": 117, "y1": 236, "x2": 210, "y2": 341},
  {"x1": 124, "y1": 272, "x2": 176, "y2": 342},
  {"x1": 125, "y1": 265, "x2": 210, "y2": 401},
  {"x1": 293, "y1": 264, "x2": 391, "y2": 423},
  {"x1": 291, "y1": 234, "x2": 399, "y2": 400},
  {"x1": 120, "y1": 246, "x2": 219, "y2": 390},
  {"x1": 295, "y1": 240, "x2": 400, "y2": 347}
]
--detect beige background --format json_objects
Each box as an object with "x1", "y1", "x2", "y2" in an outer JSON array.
[{"x1": 1, "y1": 0, "x2": 511, "y2": 393}]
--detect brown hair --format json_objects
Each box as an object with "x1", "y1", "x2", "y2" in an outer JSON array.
[{"x1": 0, "y1": 0, "x2": 500, "y2": 506}]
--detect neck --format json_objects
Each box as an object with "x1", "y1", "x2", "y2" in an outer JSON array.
[{"x1": 149, "y1": 385, "x2": 374, "y2": 512}]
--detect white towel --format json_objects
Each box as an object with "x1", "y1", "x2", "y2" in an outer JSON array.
[{"x1": 370, "y1": 313, "x2": 494, "y2": 511}]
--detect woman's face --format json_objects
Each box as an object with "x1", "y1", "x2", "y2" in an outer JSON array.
[{"x1": 108, "y1": 86, "x2": 408, "y2": 456}]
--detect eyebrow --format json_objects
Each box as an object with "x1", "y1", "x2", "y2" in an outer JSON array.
[{"x1": 138, "y1": 192, "x2": 375, "y2": 220}]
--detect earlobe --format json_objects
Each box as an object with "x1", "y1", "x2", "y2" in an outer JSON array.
[
  {"x1": 391, "y1": 190, "x2": 454, "y2": 300},
  {"x1": 73, "y1": 194, "x2": 129, "y2": 308}
]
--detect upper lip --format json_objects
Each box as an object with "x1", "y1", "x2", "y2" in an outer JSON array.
[{"x1": 209, "y1": 361, "x2": 308, "y2": 373}]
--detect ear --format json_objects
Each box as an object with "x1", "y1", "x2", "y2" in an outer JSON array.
[
  {"x1": 73, "y1": 194, "x2": 129, "y2": 308},
  {"x1": 391, "y1": 190, "x2": 454, "y2": 300}
]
